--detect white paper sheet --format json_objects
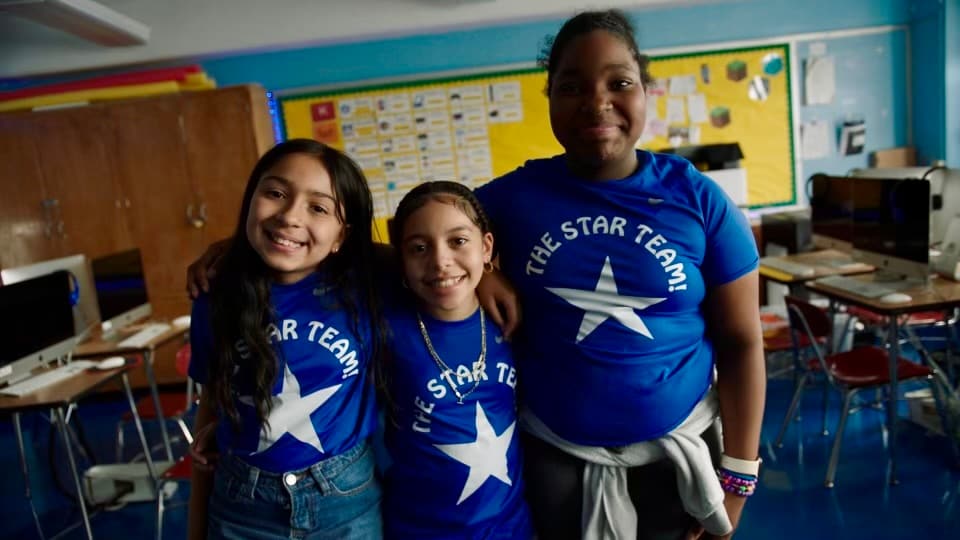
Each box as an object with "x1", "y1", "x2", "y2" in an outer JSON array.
[
  {"x1": 804, "y1": 56, "x2": 835, "y2": 105},
  {"x1": 800, "y1": 120, "x2": 831, "y2": 159},
  {"x1": 687, "y1": 93, "x2": 708, "y2": 123}
]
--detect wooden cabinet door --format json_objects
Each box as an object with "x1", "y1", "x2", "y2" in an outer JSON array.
[
  {"x1": 0, "y1": 114, "x2": 63, "y2": 269},
  {"x1": 31, "y1": 106, "x2": 132, "y2": 261},
  {"x1": 181, "y1": 86, "x2": 271, "y2": 245},
  {"x1": 108, "y1": 96, "x2": 199, "y2": 319}
]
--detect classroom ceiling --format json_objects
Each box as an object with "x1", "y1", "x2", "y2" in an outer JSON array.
[{"x1": 0, "y1": 0, "x2": 718, "y2": 79}]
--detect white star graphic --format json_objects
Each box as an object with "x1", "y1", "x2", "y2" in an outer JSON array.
[
  {"x1": 239, "y1": 364, "x2": 341, "y2": 454},
  {"x1": 547, "y1": 256, "x2": 666, "y2": 342},
  {"x1": 435, "y1": 402, "x2": 515, "y2": 505}
]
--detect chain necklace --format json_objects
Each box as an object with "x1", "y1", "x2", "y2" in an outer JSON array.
[{"x1": 416, "y1": 308, "x2": 486, "y2": 405}]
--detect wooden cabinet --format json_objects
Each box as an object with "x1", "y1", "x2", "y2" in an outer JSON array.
[{"x1": 0, "y1": 84, "x2": 276, "y2": 383}]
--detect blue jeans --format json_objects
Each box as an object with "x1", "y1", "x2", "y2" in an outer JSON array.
[{"x1": 208, "y1": 441, "x2": 382, "y2": 539}]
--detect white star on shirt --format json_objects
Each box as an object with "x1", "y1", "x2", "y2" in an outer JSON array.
[
  {"x1": 435, "y1": 402, "x2": 515, "y2": 505},
  {"x1": 238, "y1": 364, "x2": 341, "y2": 454},
  {"x1": 547, "y1": 256, "x2": 666, "y2": 343}
]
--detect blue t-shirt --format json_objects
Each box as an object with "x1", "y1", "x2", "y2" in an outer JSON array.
[
  {"x1": 475, "y1": 151, "x2": 758, "y2": 446},
  {"x1": 189, "y1": 272, "x2": 378, "y2": 472},
  {"x1": 382, "y1": 304, "x2": 532, "y2": 539}
]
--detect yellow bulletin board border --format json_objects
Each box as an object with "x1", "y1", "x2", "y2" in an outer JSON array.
[{"x1": 278, "y1": 42, "x2": 796, "y2": 211}]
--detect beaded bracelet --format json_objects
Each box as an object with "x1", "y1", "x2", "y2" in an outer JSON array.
[{"x1": 718, "y1": 467, "x2": 758, "y2": 497}]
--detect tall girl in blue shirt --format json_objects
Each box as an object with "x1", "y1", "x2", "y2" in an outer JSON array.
[
  {"x1": 187, "y1": 139, "x2": 385, "y2": 539},
  {"x1": 380, "y1": 181, "x2": 533, "y2": 539}
]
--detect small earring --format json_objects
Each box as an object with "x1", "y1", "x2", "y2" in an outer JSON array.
[{"x1": 483, "y1": 261, "x2": 494, "y2": 273}]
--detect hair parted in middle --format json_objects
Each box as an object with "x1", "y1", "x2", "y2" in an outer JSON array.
[{"x1": 389, "y1": 180, "x2": 494, "y2": 250}]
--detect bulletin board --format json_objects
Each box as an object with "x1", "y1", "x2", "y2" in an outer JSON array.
[
  {"x1": 278, "y1": 42, "x2": 795, "y2": 233},
  {"x1": 643, "y1": 44, "x2": 795, "y2": 208}
]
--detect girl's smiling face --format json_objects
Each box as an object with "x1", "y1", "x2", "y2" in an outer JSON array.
[
  {"x1": 548, "y1": 29, "x2": 647, "y2": 180},
  {"x1": 245, "y1": 153, "x2": 346, "y2": 284},
  {"x1": 399, "y1": 198, "x2": 493, "y2": 321}
]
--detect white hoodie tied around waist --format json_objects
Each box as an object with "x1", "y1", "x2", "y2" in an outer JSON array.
[{"x1": 520, "y1": 388, "x2": 732, "y2": 540}]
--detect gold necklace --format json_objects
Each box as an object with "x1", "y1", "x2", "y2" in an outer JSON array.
[{"x1": 416, "y1": 308, "x2": 486, "y2": 405}]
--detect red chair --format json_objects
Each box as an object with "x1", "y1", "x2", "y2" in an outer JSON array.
[
  {"x1": 116, "y1": 343, "x2": 196, "y2": 461},
  {"x1": 776, "y1": 295, "x2": 939, "y2": 487},
  {"x1": 155, "y1": 453, "x2": 193, "y2": 540}
]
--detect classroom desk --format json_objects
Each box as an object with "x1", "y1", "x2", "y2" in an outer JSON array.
[
  {"x1": 0, "y1": 359, "x2": 156, "y2": 540},
  {"x1": 74, "y1": 322, "x2": 189, "y2": 462},
  {"x1": 759, "y1": 249, "x2": 874, "y2": 286},
  {"x1": 805, "y1": 274, "x2": 960, "y2": 483}
]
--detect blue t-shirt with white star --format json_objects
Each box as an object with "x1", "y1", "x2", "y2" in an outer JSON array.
[
  {"x1": 475, "y1": 151, "x2": 758, "y2": 446},
  {"x1": 189, "y1": 272, "x2": 378, "y2": 472},
  {"x1": 382, "y1": 304, "x2": 532, "y2": 539}
]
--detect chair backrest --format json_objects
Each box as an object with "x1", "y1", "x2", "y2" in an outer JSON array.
[
  {"x1": 784, "y1": 295, "x2": 836, "y2": 380},
  {"x1": 784, "y1": 295, "x2": 832, "y2": 340}
]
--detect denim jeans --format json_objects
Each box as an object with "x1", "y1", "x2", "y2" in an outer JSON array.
[{"x1": 208, "y1": 440, "x2": 382, "y2": 540}]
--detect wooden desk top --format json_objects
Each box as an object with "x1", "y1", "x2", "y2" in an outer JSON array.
[
  {"x1": 759, "y1": 249, "x2": 874, "y2": 284},
  {"x1": 0, "y1": 359, "x2": 139, "y2": 413},
  {"x1": 806, "y1": 274, "x2": 960, "y2": 315},
  {"x1": 73, "y1": 321, "x2": 188, "y2": 359}
]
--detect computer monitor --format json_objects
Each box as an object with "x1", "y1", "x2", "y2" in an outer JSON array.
[
  {"x1": 851, "y1": 177, "x2": 931, "y2": 282},
  {"x1": 0, "y1": 271, "x2": 76, "y2": 386},
  {"x1": 849, "y1": 165, "x2": 949, "y2": 245},
  {"x1": 91, "y1": 248, "x2": 151, "y2": 334},
  {"x1": 1, "y1": 254, "x2": 101, "y2": 341},
  {"x1": 808, "y1": 174, "x2": 855, "y2": 251}
]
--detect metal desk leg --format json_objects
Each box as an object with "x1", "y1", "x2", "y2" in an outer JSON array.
[
  {"x1": 143, "y1": 349, "x2": 174, "y2": 461},
  {"x1": 121, "y1": 373, "x2": 158, "y2": 481},
  {"x1": 53, "y1": 407, "x2": 93, "y2": 539},
  {"x1": 887, "y1": 317, "x2": 901, "y2": 485},
  {"x1": 13, "y1": 413, "x2": 46, "y2": 540}
]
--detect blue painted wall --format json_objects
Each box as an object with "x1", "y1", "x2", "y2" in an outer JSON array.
[
  {"x1": 797, "y1": 30, "x2": 909, "y2": 178},
  {"x1": 910, "y1": 0, "x2": 947, "y2": 165},
  {"x1": 946, "y1": 0, "x2": 960, "y2": 166},
  {"x1": 202, "y1": 0, "x2": 913, "y2": 91}
]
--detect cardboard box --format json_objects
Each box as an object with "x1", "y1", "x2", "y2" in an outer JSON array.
[{"x1": 870, "y1": 146, "x2": 916, "y2": 168}]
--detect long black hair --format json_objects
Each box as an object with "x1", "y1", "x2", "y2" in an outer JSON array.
[
  {"x1": 207, "y1": 139, "x2": 384, "y2": 430},
  {"x1": 537, "y1": 9, "x2": 654, "y2": 94}
]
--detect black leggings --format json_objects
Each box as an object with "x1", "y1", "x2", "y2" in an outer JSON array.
[{"x1": 521, "y1": 427, "x2": 721, "y2": 540}]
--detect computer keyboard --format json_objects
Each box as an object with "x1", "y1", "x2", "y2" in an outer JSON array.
[
  {"x1": 760, "y1": 257, "x2": 816, "y2": 277},
  {"x1": 117, "y1": 323, "x2": 172, "y2": 349},
  {"x1": 813, "y1": 275, "x2": 912, "y2": 299},
  {"x1": 0, "y1": 360, "x2": 96, "y2": 397}
]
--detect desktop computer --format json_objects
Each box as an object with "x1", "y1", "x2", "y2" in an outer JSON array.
[
  {"x1": 1, "y1": 254, "x2": 101, "y2": 342},
  {"x1": 851, "y1": 177, "x2": 930, "y2": 283},
  {"x1": 808, "y1": 173, "x2": 855, "y2": 252},
  {"x1": 91, "y1": 248, "x2": 152, "y2": 336},
  {"x1": 0, "y1": 271, "x2": 76, "y2": 386}
]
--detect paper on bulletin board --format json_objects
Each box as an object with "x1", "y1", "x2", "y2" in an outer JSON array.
[
  {"x1": 641, "y1": 44, "x2": 795, "y2": 207},
  {"x1": 280, "y1": 69, "x2": 562, "y2": 238}
]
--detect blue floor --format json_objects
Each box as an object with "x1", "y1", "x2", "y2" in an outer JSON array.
[{"x1": 1, "y1": 376, "x2": 958, "y2": 539}]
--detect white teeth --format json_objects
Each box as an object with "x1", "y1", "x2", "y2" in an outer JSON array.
[
  {"x1": 268, "y1": 232, "x2": 302, "y2": 248},
  {"x1": 431, "y1": 276, "x2": 463, "y2": 288}
]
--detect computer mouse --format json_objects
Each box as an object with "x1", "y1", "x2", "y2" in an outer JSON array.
[
  {"x1": 172, "y1": 315, "x2": 191, "y2": 328},
  {"x1": 879, "y1": 292, "x2": 912, "y2": 304},
  {"x1": 96, "y1": 356, "x2": 127, "y2": 370}
]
